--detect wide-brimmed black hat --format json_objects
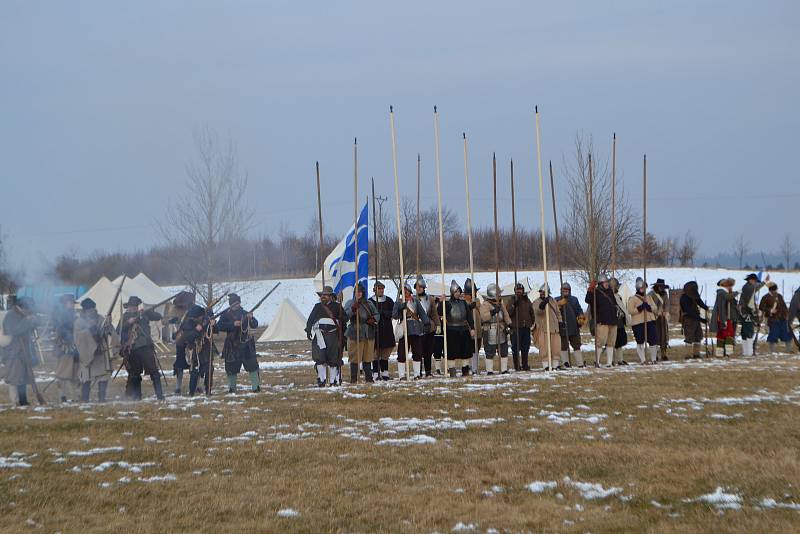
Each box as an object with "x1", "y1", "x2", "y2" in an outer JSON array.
[
  {"x1": 126, "y1": 296, "x2": 142, "y2": 307},
  {"x1": 80, "y1": 298, "x2": 97, "y2": 310},
  {"x1": 744, "y1": 273, "x2": 759, "y2": 282},
  {"x1": 228, "y1": 293, "x2": 241, "y2": 305},
  {"x1": 316, "y1": 286, "x2": 335, "y2": 296},
  {"x1": 651, "y1": 278, "x2": 669, "y2": 288},
  {"x1": 172, "y1": 291, "x2": 195, "y2": 308}
]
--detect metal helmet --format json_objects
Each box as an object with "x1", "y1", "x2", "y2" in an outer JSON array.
[
  {"x1": 414, "y1": 275, "x2": 426, "y2": 289},
  {"x1": 609, "y1": 277, "x2": 620, "y2": 292},
  {"x1": 486, "y1": 283, "x2": 499, "y2": 299},
  {"x1": 561, "y1": 282, "x2": 571, "y2": 291},
  {"x1": 539, "y1": 283, "x2": 550, "y2": 295},
  {"x1": 598, "y1": 274, "x2": 609, "y2": 283},
  {"x1": 450, "y1": 279, "x2": 461, "y2": 295},
  {"x1": 635, "y1": 277, "x2": 646, "y2": 290},
  {"x1": 514, "y1": 282, "x2": 526, "y2": 293},
  {"x1": 373, "y1": 280, "x2": 385, "y2": 290},
  {"x1": 464, "y1": 278, "x2": 478, "y2": 295}
]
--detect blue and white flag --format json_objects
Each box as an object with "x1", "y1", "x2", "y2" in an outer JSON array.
[{"x1": 314, "y1": 202, "x2": 369, "y2": 302}]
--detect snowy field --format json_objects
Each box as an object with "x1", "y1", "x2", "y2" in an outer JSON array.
[
  {"x1": 168, "y1": 267, "x2": 800, "y2": 326},
  {"x1": 2, "y1": 344, "x2": 799, "y2": 532}
]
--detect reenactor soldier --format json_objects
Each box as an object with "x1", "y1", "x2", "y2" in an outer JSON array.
[
  {"x1": 306, "y1": 286, "x2": 346, "y2": 387},
  {"x1": 217, "y1": 293, "x2": 260, "y2": 393},
  {"x1": 118, "y1": 296, "x2": 165, "y2": 400}
]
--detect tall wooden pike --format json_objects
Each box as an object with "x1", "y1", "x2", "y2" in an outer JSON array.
[
  {"x1": 463, "y1": 133, "x2": 479, "y2": 374},
  {"x1": 534, "y1": 106, "x2": 553, "y2": 371},
  {"x1": 433, "y1": 106, "x2": 449, "y2": 374},
  {"x1": 389, "y1": 106, "x2": 411, "y2": 380}
]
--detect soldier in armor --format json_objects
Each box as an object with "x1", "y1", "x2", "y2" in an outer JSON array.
[
  {"x1": 438, "y1": 280, "x2": 475, "y2": 377},
  {"x1": 463, "y1": 278, "x2": 481, "y2": 374},
  {"x1": 610, "y1": 278, "x2": 630, "y2": 365},
  {"x1": 413, "y1": 276, "x2": 440, "y2": 378},
  {"x1": 480, "y1": 283, "x2": 511, "y2": 374},
  {"x1": 392, "y1": 283, "x2": 431, "y2": 380}
]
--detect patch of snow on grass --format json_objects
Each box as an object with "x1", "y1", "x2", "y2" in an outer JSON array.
[
  {"x1": 759, "y1": 498, "x2": 800, "y2": 511},
  {"x1": 377, "y1": 434, "x2": 437, "y2": 446},
  {"x1": 563, "y1": 477, "x2": 622, "y2": 500},
  {"x1": 685, "y1": 487, "x2": 742, "y2": 510},
  {"x1": 66, "y1": 447, "x2": 124, "y2": 457},
  {"x1": 277, "y1": 508, "x2": 300, "y2": 518},
  {"x1": 526, "y1": 481, "x2": 558, "y2": 493}
]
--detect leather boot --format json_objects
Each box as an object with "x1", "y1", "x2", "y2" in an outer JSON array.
[
  {"x1": 380, "y1": 360, "x2": 392, "y2": 380},
  {"x1": 512, "y1": 353, "x2": 521, "y2": 371},
  {"x1": 248, "y1": 371, "x2": 261, "y2": 392},
  {"x1": 81, "y1": 382, "x2": 91, "y2": 403},
  {"x1": 18, "y1": 385, "x2": 28, "y2": 406},
  {"x1": 349, "y1": 363, "x2": 359, "y2": 384},
  {"x1": 362, "y1": 362, "x2": 374, "y2": 383},
  {"x1": 448, "y1": 367, "x2": 458, "y2": 378},
  {"x1": 372, "y1": 360, "x2": 380, "y2": 381},
  {"x1": 423, "y1": 355, "x2": 432, "y2": 376},
  {"x1": 151, "y1": 374, "x2": 165, "y2": 400},
  {"x1": 97, "y1": 381, "x2": 108, "y2": 403},
  {"x1": 521, "y1": 353, "x2": 530, "y2": 371},
  {"x1": 174, "y1": 369, "x2": 184, "y2": 395},
  {"x1": 462, "y1": 365, "x2": 470, "y2": 377},
  {"x1": 128, "y1": 375, "x2": 143, "y2": 400},
  {"x1": 188, "y1": 371, "x2": 199, "y2": 396},
  {"x1": 227, "y1": 374, "x2": 237, "y2": 393}
]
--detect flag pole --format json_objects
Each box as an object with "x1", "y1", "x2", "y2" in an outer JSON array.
[
  {"x1": 371, "y1": 177, "x2": 378, "y2": 285},
  {"x1": 316, "y1": 161, "x2": 325, "y2": 289},
  {"x1": 354, "y1": 138, "x2": 360, "y2": 354},
  {"x1": 433, "y1": 106, "x2": 448, "y2": 374},
  {"x1": 535, "y1": 106, "x2": 552, "y2": 371},
  {"x1": 463, "y1": 133, "x2": 479, "y2": 374},
  {"x1": 390, "y1": 106, "x2": 411, "y2": 380}
]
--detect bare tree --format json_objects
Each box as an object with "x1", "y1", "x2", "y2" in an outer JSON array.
[
  {"x1": 561, "y1": 133, "x2": 639, "y2": 283},
  {"x1": 678, "y1": 231, "x2": 699, "y2": 267},
  {"x1": 0, "y1": 225, "x2": 15, "y2": 297},
  {"x1": 159, "y1": 126, "x2": 253, "y2": 303},
  {"x1": 779, "y1": 234, "x2": 795, "y2": 271},
  {"x1": 733, "y1": 234, "x2": 749, "y2": 269}
]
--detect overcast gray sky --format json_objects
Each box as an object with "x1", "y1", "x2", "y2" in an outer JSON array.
[{"x1": 1, "y1": 0, "x2": 797, "y2": 274}]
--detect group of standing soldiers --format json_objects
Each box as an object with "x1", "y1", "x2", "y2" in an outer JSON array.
[
  {"x1": 305, "y1": 273, "x2": 800, "y2": 385},
  {"x1": 1, "y1": 290, "x2": 264, "y2": 405}
]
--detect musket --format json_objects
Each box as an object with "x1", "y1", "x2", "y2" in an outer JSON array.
[
  {"x1": 113, "y1": 290, "x2": 183, "y2": 381},
  {"x1": 14, "y1": 305, "x2": 46, "y2": 404}
]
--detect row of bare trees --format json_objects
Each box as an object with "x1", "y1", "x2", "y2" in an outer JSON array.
[{"x1": 50, "y1": 129, "x2": 708, "y2": 291}]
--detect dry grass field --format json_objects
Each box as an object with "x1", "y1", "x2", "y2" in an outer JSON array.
[{"x1": 1, "y1": 341, "x2": 799, "y2": 533}]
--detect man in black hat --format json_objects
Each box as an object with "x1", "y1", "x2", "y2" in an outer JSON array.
[
  {"x1": 306, "y1": 286, "x2": 346, "y2": 386},
  {"x1": 52, "y1": 294, "x2": 79, "y2": 402},
  {"x1": 74, "y1": 298, "x2": 116, "y2": 402},
  {"x1": 2, "y1": 296, "x2": 42, "y2": 405},
  {"x1": 739, "y1": 273, "x2": 768, "y2": 356},
  {"x1": 169, "y1": 291, "x2": 196, "y2": 394},
  {"x1": 217, "y1": 293, "x2": 260, "y2": 393},
  {"x1": 648, "y1": 279, "x2": 671, "y2": 361},
  {"x1": 369, "y1": 281, "x2": 395, "y2": 381},
  {"x1": 118, "y1": 295, "x2": 165, "y2": 400},
  {"x1": 507, "y1": 282, "x2": 534, "y2": 371},
  {"x1": 176, "y1": 303, "x2": 217, "y2": 396}
]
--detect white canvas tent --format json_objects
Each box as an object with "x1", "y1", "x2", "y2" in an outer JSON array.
[
  {"x1": 77, "y1": 276, "x2": 130, "y2": 326},
  {"x1": 111, "y1": 274, "x2": 171, "y2": 306},
  {"x1": 258, "y1": 298, "x2": 307, "y2": 342}
]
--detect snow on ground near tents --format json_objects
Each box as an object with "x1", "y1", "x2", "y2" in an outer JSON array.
[{"x1": 166, "y1": 268, "x2": 800, "y2": 326}]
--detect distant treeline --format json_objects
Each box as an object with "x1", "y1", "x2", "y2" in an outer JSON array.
[{"x1": 52, "y1": 220, "x2": 696, "y2": 287}]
